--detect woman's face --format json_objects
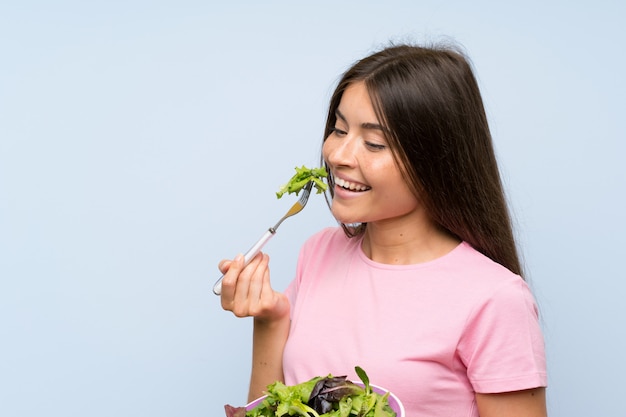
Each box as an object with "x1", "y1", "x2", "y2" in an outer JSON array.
[{"x1": 323, "y1": 81, "x2": 420, "y2": 226}]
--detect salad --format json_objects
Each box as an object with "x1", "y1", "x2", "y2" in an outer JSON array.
[
  {"x1": 224, "y1": 366, "x2": 397, "y2": 417},
  {"x1": 276, "y1": 166, "x2": 328, "y2": 199}
]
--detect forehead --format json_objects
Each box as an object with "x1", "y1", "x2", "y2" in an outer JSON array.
[{"x1": 337, "y1": 82, "x2": 378, "y2": 121}]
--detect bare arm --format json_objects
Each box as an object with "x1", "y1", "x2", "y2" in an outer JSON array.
[
  {"x1": 476, "y1": 387, "x2": 547, "y2": 417},
  {"x1": 219, "y1": 253, "x2": 291, "y2": 402},
  {"x1": 248, "y1": 314, "x2": 290, "y2": 401}
]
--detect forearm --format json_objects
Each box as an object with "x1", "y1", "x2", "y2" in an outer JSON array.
[{"x1": 247, "y1": 313, "x2": 291, "y2": 402}]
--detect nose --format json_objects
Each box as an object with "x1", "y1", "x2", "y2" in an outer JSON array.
[{"x1": 324, "y1": 134, "x2": 357, "y2": 168}]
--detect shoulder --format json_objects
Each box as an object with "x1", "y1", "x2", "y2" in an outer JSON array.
[
  {"x1": 287, "y1": 227, "x2": 354, "y2": 304},
  {"x1": 305, "y1": 226, "x2": 349, "y2": 243},
  {"x1": 453, "y1": 243, "x2": 540, "y2": 324},
  {"x1": 300, "y1": 226, "x2": 355, "y2": 255},
  {"x1": 443, "y1": 242, "x2": 537, "y2": 315},
  {"x1": 294, "y1": 226, "x2": 360, "y2": 280},
  {"x1": 451, "y1": 242, "x2": 523, "y2": 285}
]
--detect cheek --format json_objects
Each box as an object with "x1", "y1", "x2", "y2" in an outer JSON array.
[
  {"x1": 371, "y1": 159, "x2": 416, "y2": 199},
  {"x1": 367, "y1": 157, "x2": 401, "y2": 183}
]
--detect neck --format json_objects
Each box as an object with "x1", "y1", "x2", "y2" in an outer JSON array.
[{"x1": 361, "y1": 217, "x2": 460, "y2": 265}]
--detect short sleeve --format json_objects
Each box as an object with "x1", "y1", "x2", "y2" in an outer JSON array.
[{"x1": 457, "y1": 278, "x2": 547, "y2": 393}]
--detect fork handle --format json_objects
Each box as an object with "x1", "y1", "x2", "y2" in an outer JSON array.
[{"x1": 212, "y1": 229, "x2": 276, "y2": 295}]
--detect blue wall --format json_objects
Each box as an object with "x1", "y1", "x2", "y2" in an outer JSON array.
[{"x1": 1, "y1": 1, "x2": 624, "y2": 416}]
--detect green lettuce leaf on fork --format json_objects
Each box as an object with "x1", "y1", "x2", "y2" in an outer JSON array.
[{"x1": 276, "y1": 166, "x2": 328, "y2": 199}]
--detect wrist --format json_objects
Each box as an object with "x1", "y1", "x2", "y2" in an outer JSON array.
[{"x1": 254, "y1": 298, "x2": 290, "y2": 327}]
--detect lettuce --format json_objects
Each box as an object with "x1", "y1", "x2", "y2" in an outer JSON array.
[
  {"x1": 224, "y1": 366, "x2": 396, "y2": 417},
  {"x1": 276, "y1": 166, "x2": 328, "y2": 199}
]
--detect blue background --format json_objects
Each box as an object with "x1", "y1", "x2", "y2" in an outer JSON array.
[{"x1": 1, "y1": 1, "x2": 624, "y2": 416}]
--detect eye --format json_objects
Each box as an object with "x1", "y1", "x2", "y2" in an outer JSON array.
[
  {"x1": 330, "y1": 127, "x2": 347, "y2": 137},
  {"x1": 365, "y1": 141, "x2": 386, "y2": 151}
]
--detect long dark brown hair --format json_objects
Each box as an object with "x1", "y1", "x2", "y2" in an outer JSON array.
[{"x1": 322, "y1": 43, "x2": 523, "y2": 277}]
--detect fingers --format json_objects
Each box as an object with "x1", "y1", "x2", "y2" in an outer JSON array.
[
  {"x1": 259, "y1": 260, "x2": 275, "y2": 301},
  {"x1": 219, "y1": 252, "x2": 275, "y2": 318},
  {"x1": 241, "y1": 254, "x2": 272, "y2": 310},
  {"x1": 219, "y1": 253, "x2": 245, "y2": 307}
]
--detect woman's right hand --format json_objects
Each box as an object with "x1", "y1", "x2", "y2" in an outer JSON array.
[{"x1": 218, "y1": 252, "x2": 290, "y2": 323}]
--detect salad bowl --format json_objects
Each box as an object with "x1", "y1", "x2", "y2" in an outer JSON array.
[{"x1": 246, "y1": 382, "x2": 405, "y2": 417}]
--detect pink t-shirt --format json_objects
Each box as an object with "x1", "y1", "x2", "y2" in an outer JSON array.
[{"x1": 283, "y1": 227, "x2": 546, "y2": 417}]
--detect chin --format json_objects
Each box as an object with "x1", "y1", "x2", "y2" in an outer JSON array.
[{"x1": 330, "y1": 203, "x2": 372, "y2": 225}]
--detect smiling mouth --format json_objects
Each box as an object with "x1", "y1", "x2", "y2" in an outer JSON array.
[{"x1": 335, "y1": 177, "x2": 371, "y2": 192}]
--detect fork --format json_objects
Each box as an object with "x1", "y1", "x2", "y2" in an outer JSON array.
[{"x1": 212, "y1": 181, "x2": 314, "y2": 295}]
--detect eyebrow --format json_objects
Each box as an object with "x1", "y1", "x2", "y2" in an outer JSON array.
[{"x1": 335, "y1": 109, "x2": 390, "y2": 133}]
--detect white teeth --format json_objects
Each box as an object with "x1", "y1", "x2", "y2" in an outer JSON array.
[{"x1": 335, "y1": 177, "x2": 370, "y2": 192}]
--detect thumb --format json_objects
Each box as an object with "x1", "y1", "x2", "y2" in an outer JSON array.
[
  {"x1": 218, "y1": 254, "x2": 244, "y2": 274},
  {"x1": 218, "y1": 259, "x2": 232, "y2": 273}
]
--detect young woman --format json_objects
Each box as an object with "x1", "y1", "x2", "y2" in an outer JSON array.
[{"x1": 218, "y1": 43, "x2": 547, "y2": 417}]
